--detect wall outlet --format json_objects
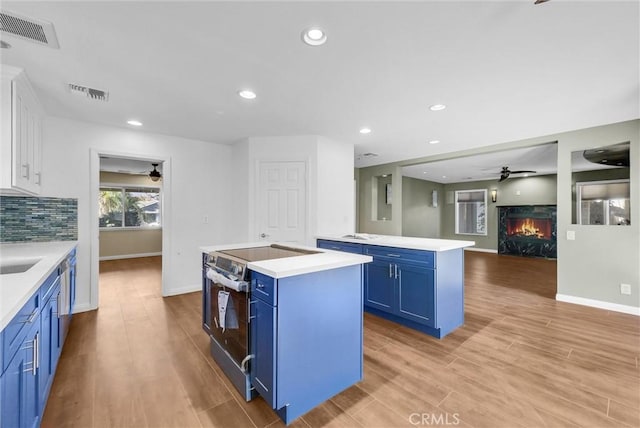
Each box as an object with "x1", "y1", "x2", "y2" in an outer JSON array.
[
  {"x1": 620, "y1": 283, "x2": 631, "y2": 295},
  {"x1": 566, "y1": 230, "x2": 576, "y2": 240},
  {"x1": 515, "y1": 190, "x2": 521, "y2": 196},
  {"x1": 203, "y1": 215, "x2": 209, "y2": 224}
]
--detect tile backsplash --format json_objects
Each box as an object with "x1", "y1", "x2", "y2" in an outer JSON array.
[{"x1": 0, "y1": 196, "x2": 78, "y2": 242}]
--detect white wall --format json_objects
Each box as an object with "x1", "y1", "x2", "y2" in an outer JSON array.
[
  {"x1": 316, "y1": 136, "x2": 355, "y2": 237},
  {"x1": 41, "y1": 117, "x2": 238, "y2": 311}
]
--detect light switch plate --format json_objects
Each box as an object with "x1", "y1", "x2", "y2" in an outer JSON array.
[
  {"x1": 566, "y1": 230, "x2": 576, "y2": 240},
  {"x1": 620, "y1": 284, "x2": 631, "y2": 295}
]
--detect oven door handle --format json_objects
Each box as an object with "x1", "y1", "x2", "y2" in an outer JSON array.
[
  {"x1": 206, "y1": 268, "x2": 248, "y2": 292},
  {"x1": 240, "y1": 354, "x2": 254, "y2": 374}
]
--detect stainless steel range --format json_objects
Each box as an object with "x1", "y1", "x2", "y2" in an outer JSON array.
[{"x1": 202, "y1": 244, "x2": 317, "y2": 400}]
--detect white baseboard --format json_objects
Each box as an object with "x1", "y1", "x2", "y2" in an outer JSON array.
[
  {"x1": 99, "y1": 252, "x2": 162, "y2": 261},
  {"x1": 464, "y1": 247, "x2": 498, "y2": 254},
  {"x1": 72, "y1": 302, "x2": 96, "y2": 314},
  {"x1": 164, "y1": 283, "x2": 201, "y2": 297},
  {"x1": 556, "y1": 294, "x2": 640, "y2": 316}
]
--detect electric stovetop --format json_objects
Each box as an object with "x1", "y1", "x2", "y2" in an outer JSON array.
[{"x1": 219, "y1": 244, "x2": 318, "y2": 263}]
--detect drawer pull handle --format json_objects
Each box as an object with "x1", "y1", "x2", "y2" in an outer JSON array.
[
  {"x1": 257, "y1": 283, "x2": 265, "y2": 289},
  {"x1": 389, "y1": 264, "x2": 393, "y2": 278},
  {"x1": 386, "y1": 254, "x2": 401, "y2": 258}
]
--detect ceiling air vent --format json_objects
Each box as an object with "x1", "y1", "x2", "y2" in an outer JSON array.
[
  {"x1": 68, "y1": 83, "x2": 109, "y2": 102},
  {"x1": 0, "y1": 10, "x2": 59, "y2": 49}
]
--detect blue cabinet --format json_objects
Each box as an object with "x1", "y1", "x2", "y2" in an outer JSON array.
[
  {"x1": 39, "y1": 281, "x2": 61, "y2": 412},
  {"x1": 249, "y1": 267, "x2": 363, "y2": 425},
  {"x1": 249, "y1": 297, "x2": 276, "y2": 407},
  {"x1": 1, "y1": 249, "x2": 75, "y2": 428},
  {"x1": 316, "y1": 239, "x2": 363, "y2": 254},
  {"x1": 364, "y1": 259, "x2": 395, "y2": 312},
  {"x1": 319, "y1": 241, "x2": 464, "y2": 338},
  {"x1": 1, "y1": 313, "x2": 40, "y2": 428},
  {"x1": 397, "y1": 262, "x2": 435, "y2": 326}
]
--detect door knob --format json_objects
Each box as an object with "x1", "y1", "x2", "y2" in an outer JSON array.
[{"x1": 260, "y1": 233, "x2": 270, "y2": 238}]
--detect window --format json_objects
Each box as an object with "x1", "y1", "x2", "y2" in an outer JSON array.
[
  {"x1": 455, "y1": 189, "x2": 487, "y2": 235},
  {"x1": 576, "y1": 179, "x2": 630, "y2": 225},
  {"x1": 99, "y1": 186, "x2": 161, "y2": 228}
]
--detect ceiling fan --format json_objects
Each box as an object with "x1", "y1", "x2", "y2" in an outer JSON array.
[{"x1": 498, "y1": 166, "x2": 536, "y2": 182}]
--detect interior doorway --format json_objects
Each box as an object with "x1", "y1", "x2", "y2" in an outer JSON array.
[
  {"x1": 89, "y1": 150, "x2": 172, "y2": 310},
  {"x1": 256, "y1": 161, "x2": 307, "y2": 243}
]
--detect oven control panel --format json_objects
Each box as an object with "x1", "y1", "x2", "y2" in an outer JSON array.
[{"x1": 206, "y1": 253, "x2": 247, "y2": 281}]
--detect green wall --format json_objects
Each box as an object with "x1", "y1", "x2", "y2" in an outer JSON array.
[
  {"x1": 401, "y1": 176, "x2": 443, "y2": 238},
  {"x1": 357, "y1": 119, "x2": 639, "y2": 311},
  {"x1": 438, "y1": 174, "x2": 557, "y2": 250}
]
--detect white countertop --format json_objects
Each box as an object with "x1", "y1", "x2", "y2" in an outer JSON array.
[
  {"x1": 316, "y1": 234, "x2": 475, "y2": 252},
  {"x1": 0, "y1": 241, "x2": 77, "y2": 331},
  {"x1": 200, "y1": 242, "x2": 372, "y2": 279}
]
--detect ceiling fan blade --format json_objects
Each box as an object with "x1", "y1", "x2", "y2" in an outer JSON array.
[{"x1": 509, "y1": 170, "x2": 537, "y2": 174}]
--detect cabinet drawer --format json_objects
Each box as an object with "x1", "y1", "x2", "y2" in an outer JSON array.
[
  {"x1": 39, "y1": 269, "x2": 61, "y2": 304},
  {"x1": 364, "y1": 245, "x2": 435, "y2": 268},
  {"x1": 251, "y1": 271, "x2": 277, "y2": 306},
  {"x1": 2, "y1": 291, "x2": 40, "y2": 374},
  {"x1": 317, "y1": 240, "x2": 363, "y2": 254}
]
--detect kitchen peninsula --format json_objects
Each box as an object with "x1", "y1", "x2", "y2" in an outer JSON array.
[
  {"x1": 199, "y1": 242, "x2": 371, "y2": 425},
  {"x1": 317, "y1": 234, "x2": 474, "y2": 338}
]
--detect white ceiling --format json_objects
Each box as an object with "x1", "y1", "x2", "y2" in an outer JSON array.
[
  {"x1": 402, "y1": 143, "x2": 558, "y2": 183},
  {"x1": 100, "y1": 157, "x2": 163, "y2": 175},
  {"x1": 1, "y1": 1, "x2": 638, "y2": 168}
]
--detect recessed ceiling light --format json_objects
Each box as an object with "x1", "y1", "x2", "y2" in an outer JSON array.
[
  {"x1": 359, "y1": 127, "x2": 372, "y2": 134},
  {"x1": 442, "y1": 175, "x2": 447, "y2": 178},
  {"x1": 428, "y1": 140, "x2": 440, "y2": 145},
  {"x1": 127, "y1": 120, "x2": 142, "y2": 126},
  {"x1": 302, "y1": 27, "x2": 327, "y2": 46},
  {"x1": 524, "y1": 174, "x2": 529, "y2": 177},
  {"x1": 238, "y1": 90, "x2": 256, "y2": 100},
  {"x1": 429, "y1": 104, "x2": 446, "y2": 111}
]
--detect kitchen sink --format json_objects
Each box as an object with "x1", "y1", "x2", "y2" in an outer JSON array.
[
  {"x1": 342, "y1": 233, "x2": 379, "y2": 240},
  {"x1": 0, "y1": 258, "x2": 41, "y2": 275}
]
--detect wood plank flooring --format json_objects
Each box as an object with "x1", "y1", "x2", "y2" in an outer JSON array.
[{"x1": 41, "y1": 253, "x2": 639, "y2": 428}]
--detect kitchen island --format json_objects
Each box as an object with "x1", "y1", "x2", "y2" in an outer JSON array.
[
  {"x1": 200, "y1": 242, "x2": 371, "y2": 425},
  {"x1": 317, "y1": 234, "x2": 474, "y2": 338}
]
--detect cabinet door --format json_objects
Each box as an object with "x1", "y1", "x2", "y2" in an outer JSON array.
[
  {"x1": 397, "y1": 264, "x2": 435, "y2": 327},
  {"x1": 13, "y1": 80, "x2": 31, "y2": 191},
  {"x1": 250, "y1": 298, "x2": 276, "y2": 408},
  {"x1": 23, "y1": 324, "x2": 39, "y2": 428},
  {"x1": 364, "y1": 260, "x2": 395, "y2": 313},
  {"x1": 1, "y1": 347, "x2": 25, "y2": 428},
  {"x1": 39, "y1": 289, "x2": 60, "y2": 412}
]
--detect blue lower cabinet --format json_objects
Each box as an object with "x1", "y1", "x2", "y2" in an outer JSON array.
[
  {"x1": 321, "y1": 241, "x2": 464, "y2": 339},
  {"x1": 364, "y1": 260, "x2": 395, "y2": 313},
  {"x1": 39, "y1": 285, "x2": 61, "y2": 412},
  {"x1": 1, "y1": 317, "x2": 40, "y2": 428},
  {"x1": 249, "y1": 298, "x2": 276, "y2": 407},
  {"x1": 249, "y1": 266, "x2": 363, "y2": 425},
  {"x1": 397, "y1": 263, "x2": 435, "y2": 327}
]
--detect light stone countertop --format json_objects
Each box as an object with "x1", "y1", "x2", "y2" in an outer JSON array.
[
  {"x1": 316, "y1": 234, "x2": 476, "y2": 252},
  {"x1": 200, "y1": 242, "x2": 372, "y2": 279},
  {"x1": 0, "y1": 241, "x2": 77, "y2": 331}
]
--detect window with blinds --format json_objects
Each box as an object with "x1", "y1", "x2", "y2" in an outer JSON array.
[
  {"x1": 576, "y1": 179, "x2": 630, "y2": 225},
  {"x1": 455, "y1": 189, "x2": 487, "y2": 235}
]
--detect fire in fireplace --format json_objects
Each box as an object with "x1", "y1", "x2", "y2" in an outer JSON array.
[
  {"x1": 506, "y1": 218, "x2": 552, "y2": 240},
  {"x1": 498, "y1": 205, "x2": 557, "y2": 258}
]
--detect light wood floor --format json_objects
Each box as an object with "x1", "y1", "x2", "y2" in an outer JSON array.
[{"x1": 42, "y1": 253, "x2": 639, "y2": 428}]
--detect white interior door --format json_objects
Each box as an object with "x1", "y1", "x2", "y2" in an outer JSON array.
[{"x1": 257, "y1": 161, "x2": 306, "y2": 243}]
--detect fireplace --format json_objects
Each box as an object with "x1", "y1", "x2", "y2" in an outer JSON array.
[{"x1": 498, "y1": 205, "x2": 556, "y2": 258}]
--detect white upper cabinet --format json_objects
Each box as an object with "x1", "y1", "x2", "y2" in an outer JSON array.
[{"x1": 1, "y1": 66, "x2": 44, "y2": 195}]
